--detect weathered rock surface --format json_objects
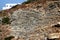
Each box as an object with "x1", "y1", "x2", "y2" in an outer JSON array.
[
  {"x1": 0, "y1": 0, "x2": 60, "y2": 40},
  {"x1": 9, "y1": 1, "x2": 60, "y2": 40}
]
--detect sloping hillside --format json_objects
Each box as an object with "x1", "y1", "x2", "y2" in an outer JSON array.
[{"x1": 0, "y1": 0, "x2": 60, "y2": 40}]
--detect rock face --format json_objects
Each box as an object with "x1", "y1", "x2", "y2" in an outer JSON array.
[
  {"x1": 0, "y1": 0, "x2": 60, "y2": 40},
  {"x1": 0, "y1": 25, "x2": 11, "y2": 40},
  {"x1": 9, "y1": 1, "x2": 60, "y2": 40}
]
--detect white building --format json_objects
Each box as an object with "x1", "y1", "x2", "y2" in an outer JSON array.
[{"x1": 2, "y1": 3, "x2": 20, "y2": 10}]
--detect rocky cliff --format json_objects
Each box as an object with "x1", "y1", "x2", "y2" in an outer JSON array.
[{"x1": 0, "y1": 0, "x2": 60, "y2": 40}]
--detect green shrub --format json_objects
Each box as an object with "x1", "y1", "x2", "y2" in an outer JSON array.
[{"x1": 2, "y1": 17, "x2": 10, "y2": 24}]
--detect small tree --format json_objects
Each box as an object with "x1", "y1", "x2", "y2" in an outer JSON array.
[{"x1": 2, "y1": 17, "x2": 10, "y2": 24}]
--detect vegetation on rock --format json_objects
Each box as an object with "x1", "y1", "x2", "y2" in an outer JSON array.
[
  {"x1": 2, "y1": 17, "x2": 10, "y2": 24},
  {"x1": 22, "y1": 0, "x2": 37, "y2": 4},
  {"x1": 4, "y1": 36, "x2": 14, "y2": 40}
]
